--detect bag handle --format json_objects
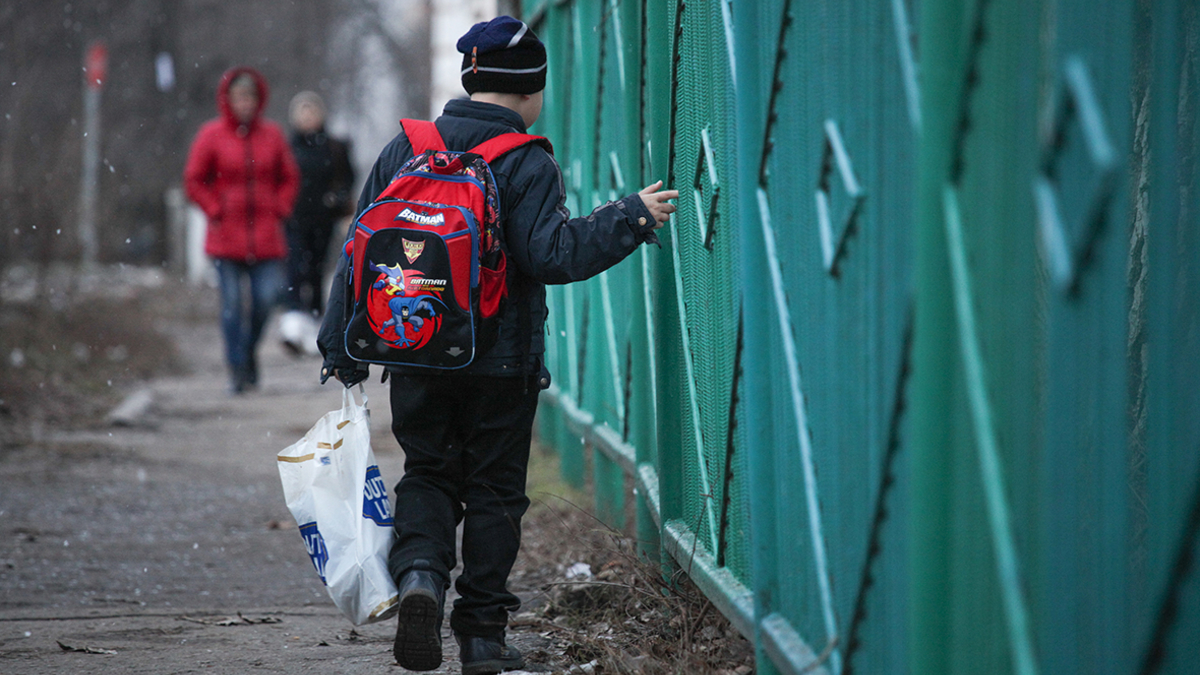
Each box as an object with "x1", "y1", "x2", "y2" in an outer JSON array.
[
  {"x1": 342, "y1": 384, "x2": 368, "y2": 421},
  {"x1": 428, "y1": 152, "x2": 478, "y2": 176},
  {"x1": 424, "y1": 134, "x2": 551, "y2": 175},
  {"x1": 400, "y1": 119, "x2": 446, "y2": 155}
]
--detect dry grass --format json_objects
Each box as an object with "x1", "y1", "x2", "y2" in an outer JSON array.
[
  {"x1": 0, "y1": 273, "x2": 184, "y2": 447},
  {"x1": 521, "y1": 442, "x2": 755, "y2": 675}
]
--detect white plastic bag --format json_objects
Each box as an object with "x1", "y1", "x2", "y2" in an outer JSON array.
[{"x1": 277, "y1": 386, "x2": 399, "y2": 625}]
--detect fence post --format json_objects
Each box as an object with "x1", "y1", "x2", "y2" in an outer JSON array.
[
  {"x1": 164, "y1": 186, "x2": 187, "y2": 273},
  {"x1": 730, "y1": 2, "x2": 782, "y2": 673},
  {"x1": 909, "y1": 1, "x2": 969, "y2": 673},
  {"x1": 79, "y1": 41, "x2": 107, "y2": 267},
  {"x1": 621, "y1": 0, "x2": 660, "y2": 561},
  {"x1": 186, "y1": 202, "x2": 211, "y2": 286},
  {"x1": 1142, "y1": 2, "x2": 1200, "y2": 670},
  {"x1": 644, "y1": 0, "x2": 684, "y2": 575}
]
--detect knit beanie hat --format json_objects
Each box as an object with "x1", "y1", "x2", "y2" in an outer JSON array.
[{"x1": 458, "y1": 16, "x2": 547, "y2": 95}]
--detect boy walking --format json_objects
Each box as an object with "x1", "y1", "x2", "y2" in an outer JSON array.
[{"x1": 317, "y1": 16, "x2": 676, "y2": 674}]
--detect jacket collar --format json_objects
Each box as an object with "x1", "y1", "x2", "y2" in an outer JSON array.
[
  {"x1": 442, "y1": 98, "x2": 528, "y2": 134},
  {"x1": 293, "y1": 129, "x2": 328, "y2": 146}
]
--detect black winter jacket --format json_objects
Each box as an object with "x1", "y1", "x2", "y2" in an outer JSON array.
[
  {"x1": 318, "y1": 99, "x2": 659, "y2": 384},
  {"x1": 289, "y1": 128, "x2": 354, "y2": 225}
]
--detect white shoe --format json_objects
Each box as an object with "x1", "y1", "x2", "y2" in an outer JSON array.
[{"x1": 279, "y1": 310, "x2": 319, "y2": 356}]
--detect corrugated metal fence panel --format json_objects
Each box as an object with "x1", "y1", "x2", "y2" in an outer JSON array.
[
  {"x1": 525, "y1": 0, "x2": 1200, "y2": 673},
  {"x1": 1037, "y1": 3, "x2": 1135, "y2": 672},
  {"x1": 912, "y1": 0, "x2": 1135, "y2": 671},
  {"x1": 670, "y1": 0, "x2": 741, "y2": 585},
  {"x1": 585, "y1": 0, "x2": 625, "y2": 528},
  {"x1": 1144, "y1": 2, "x2": 1200, "y2": 673},
  {"x1": 912, "y1": 0, "x2": 1198, "y2": 674},
  {"x1": 760, "y1": 0, "x2": 918, "y2": 671},
  {"x1": 537, "y1": 1, "x2": 583, "y2": 488},
  {"x1": 947, "y1": 0, "x2": 1045, "y2": 672}
]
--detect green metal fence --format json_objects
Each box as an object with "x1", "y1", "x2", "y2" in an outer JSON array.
[{"x1": 523, "y1": 1, "x2": 1200, "y2": 673}]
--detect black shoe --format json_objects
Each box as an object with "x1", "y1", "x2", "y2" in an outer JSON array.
[
  {"x1": 245, "y1": 354, "x2": 259, "y2": 387},
  {"x1": 456, "y1": 633, "x2": 524, "y2": 675},
  {"x1": 393, "y1": 563, "x2": 445, "y2": 671},
  {"x1": 229, "y1": 367, "x2": 249, "y2": 395}
]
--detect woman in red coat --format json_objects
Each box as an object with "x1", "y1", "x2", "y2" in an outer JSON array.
[{"x1": 184, "y1": 66, "x2": 300, "y2": 393}]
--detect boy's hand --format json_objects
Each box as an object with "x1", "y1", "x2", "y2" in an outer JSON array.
[
  {"x1": 638, "y1": 181, "x2": 678, "y2": 229},
  {"x1": 321, "y1": 365, "x2": 369, "y2": 388}
]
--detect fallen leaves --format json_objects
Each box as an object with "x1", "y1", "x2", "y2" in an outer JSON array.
[
  {"x1": 178, "y1": 612, "x2": 282, "y2": 626},
  {"x1": 56, "y1": 640, "x2": 117, "y2": 655}
]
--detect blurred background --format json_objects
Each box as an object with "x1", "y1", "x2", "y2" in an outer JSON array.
[{"x1": 0, "y1": 0, "x2": 519, "y2": 272}]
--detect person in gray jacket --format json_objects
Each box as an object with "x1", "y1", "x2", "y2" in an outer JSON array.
[{"x1": 317, "y1": 15, "x2": 676, "y2": 675}]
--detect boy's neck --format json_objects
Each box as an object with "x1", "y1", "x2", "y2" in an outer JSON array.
[
  {"x1": 470, "y1": 92, "x2": 525, "y2": 111},
  {"x1": 469, "y1": 91, "x2": 540, "y2": 129}
]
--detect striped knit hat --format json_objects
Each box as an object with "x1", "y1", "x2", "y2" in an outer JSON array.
[{"x1": 458, "y1": 16, "x2": 547, "y2": 95}]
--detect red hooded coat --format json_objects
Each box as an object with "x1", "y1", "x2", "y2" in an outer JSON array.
[{"x1": 184, "y1": 67, "x2": 300, "y2": 262}]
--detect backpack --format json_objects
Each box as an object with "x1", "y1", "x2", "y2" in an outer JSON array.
[{"x1": 342, "y1": 119, "x2": 552, "y2": 369}]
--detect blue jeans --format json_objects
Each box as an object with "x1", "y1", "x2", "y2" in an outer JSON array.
[{"x1": 214, "y1": 259, "x2": 283, "y2": 384}]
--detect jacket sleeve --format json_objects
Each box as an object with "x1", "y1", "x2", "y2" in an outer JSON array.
[
  {"x1": 317, "y1": 134, "x2": 412, "y2": 375},
  {"x1": 182, "y1": 127, "x2": 222, "y2": 219},
  {"x1": 317, "y1": 250, "x2": 356, "y2": 373},
  {"x1": 503, "y1": 150, "x2": 659, "y2": 285}
]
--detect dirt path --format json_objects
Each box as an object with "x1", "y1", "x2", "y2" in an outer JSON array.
[{"x1": 0, "y1": 298, "x2": 557, "y2": 674}]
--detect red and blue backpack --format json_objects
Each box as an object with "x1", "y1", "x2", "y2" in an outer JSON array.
[{"x1": 342, "y1": 119, "x2": 551, "y2": 369}]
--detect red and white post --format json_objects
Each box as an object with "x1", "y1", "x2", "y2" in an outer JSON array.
[{"x1": 79, "y1": 40, "x2": 107, "y2": 266}]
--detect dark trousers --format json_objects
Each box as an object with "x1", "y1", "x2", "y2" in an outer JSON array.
[
  {"x1": 387, "y1": 373, "x2": 539, "y2": 638},
  {"x1": 284, "y1": 217, "x2": 335, "y2": 316}
]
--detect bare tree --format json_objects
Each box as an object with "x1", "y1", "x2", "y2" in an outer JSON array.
[{"x1": 0, "y1": 0, "x2": 431, "y2": 282}]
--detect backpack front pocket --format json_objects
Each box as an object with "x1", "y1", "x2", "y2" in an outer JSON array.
[{"x1": 345, "y1": 228, "x2": 475, "y2": 369}]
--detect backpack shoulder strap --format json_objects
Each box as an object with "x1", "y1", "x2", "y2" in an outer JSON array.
[
  {"x1": 468, "y1": 133, "x2": 554, "y2": 164},
  {"x1": 400, "y1": 119, "x2": 447, "y2": 154}
]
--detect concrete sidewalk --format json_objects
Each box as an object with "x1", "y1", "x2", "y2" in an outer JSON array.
[{"x1": 0, "y1": 303, "x2": 552, "y2": 674}]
